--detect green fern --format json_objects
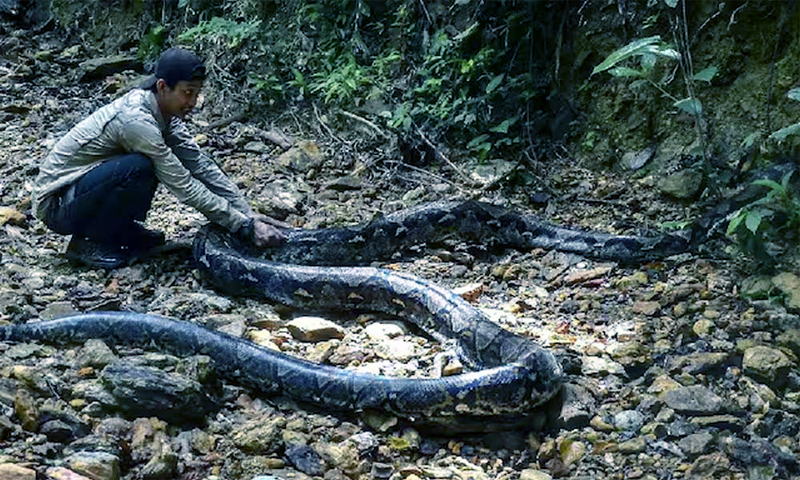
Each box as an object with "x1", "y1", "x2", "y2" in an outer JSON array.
[{"x1": 727, "y1": 171, "x2": 800, "y2": 262}]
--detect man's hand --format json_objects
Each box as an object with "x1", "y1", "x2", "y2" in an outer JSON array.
[
  {"x1": 252, "y1": 218, "x2": 285, "y2": 247},
  {"x1": 251, "y1": 213, "x2": 291, "y2": 229}
]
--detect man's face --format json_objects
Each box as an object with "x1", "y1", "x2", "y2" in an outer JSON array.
[{"x1": 156, "y1": 79, "x2": 203, "y2": 120}]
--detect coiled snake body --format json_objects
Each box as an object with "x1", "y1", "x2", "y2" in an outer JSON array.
[{"x1": 0, "y1": 201, "x2": 689, "y2": 429}]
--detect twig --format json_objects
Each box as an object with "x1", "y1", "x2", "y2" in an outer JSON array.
[
  {"x1": 260, "y1": 128, "x2": 294, "y2": 150},
  {"x1": 575, "y1": 197, "x2": 633, "y2": 208},
  {"x1": 414, "y1": 127, "x2": 474, "y2": 185},
  {"x1": 340, "y1": 110, "x2": 387, "y2": 138},
  {"x1": 553, "y1": 1, "x2": 570, "y2": 86},
  {"x1": 312, "y1": 103, "x2": 339, "y2": 141},
  {"x1": 208, "y1": 112, "x2": 246, "y2": 129},
  {"x1": 522, "y1": 150, "x2": 558, "y2": 196},
  {"x1": 727, "y1": 3, "x2": 747, "y2": 30},
  {"x1": 383, "y1": 160, "x2": 473, "y2": 195},
  {"x1": 417, "y1": 0, "x2": 432, "y2": 26}
]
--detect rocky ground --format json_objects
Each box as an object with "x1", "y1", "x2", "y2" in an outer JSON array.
[{"x1": 1, "y1": 20, "x2": 800, "y2": 480}]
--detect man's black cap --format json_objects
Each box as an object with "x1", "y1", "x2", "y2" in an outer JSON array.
[{"x1": 141, "y1": 48, "x2": 206, "y2": 89}]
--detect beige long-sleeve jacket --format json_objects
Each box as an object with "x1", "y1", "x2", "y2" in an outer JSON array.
[{"x1": 33, "y1": 88, "x2": 251, "y2": 232}]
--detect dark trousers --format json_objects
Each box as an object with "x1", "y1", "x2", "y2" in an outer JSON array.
[{"x1": 45, "y1": 153, "x2": 158, "y2": 245}]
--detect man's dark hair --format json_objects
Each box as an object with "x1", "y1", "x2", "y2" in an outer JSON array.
[{"x1": 142, "y1": 48, "x2": 206, "y2": 91}]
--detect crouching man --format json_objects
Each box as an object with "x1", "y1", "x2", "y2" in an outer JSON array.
[{"x1": 33, "y1": 47, "x2": 283, "y2": 268}]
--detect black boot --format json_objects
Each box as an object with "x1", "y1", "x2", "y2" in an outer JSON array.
[
  {"x1": 65, "y1": 236, "x2": 131, "y2": 269},
  {"x1": 124, "y1": 223, "x2": 166, "y2": 252}
]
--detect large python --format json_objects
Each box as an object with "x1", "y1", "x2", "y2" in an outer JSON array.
[{"x1": 1, "y1": 200, "x2": 691, "y2": 430}]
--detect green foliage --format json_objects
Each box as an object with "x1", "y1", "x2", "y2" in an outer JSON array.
[
  {"x1": 178, "y1": 17, "x2": 261, "y2": 49},
  {"x1": 177, "y1": 1, "x2": 549, "y2": 165},
  {"x1": 591, "y1": 35, "x2": 680, "y2": 78},
  {"x1": 268, "y1": 1, "x2": 529, "y2": 159},
  {"x1": 692, "y1": 66, "x2": 718, "y2": 83},
  {"x1": 768, "y1": 89, "x2": 800, "y2": 143},
  {"x1": 248, "y1": 74, "x2": 283, "y2": 105},
  {"x1": 592, "y1": 35, "x2": 717, "y2": 116},
  {"x1": 138, "y1": 25, "x2": 166, "y2": 61},
  {"x1": 384, "y1": 22, "x2": 524, "y2": 158},
  {"x1": 727, "y1": 171, "x2": 800, "y2": 263},
  {"x1": 311, "y1": 52, "x2": 371, "y2": 105}
]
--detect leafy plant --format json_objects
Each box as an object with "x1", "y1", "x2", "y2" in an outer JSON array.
[
  {"x1": 248, "y1": 74, "x2": 283, "y2": 105},
  {"x1": 593, "y1": 30, "x2": 718, "y2": 191},
  {"x1": 727, "y1": 171, "x2": 800, "y2": 262},
  {"x1": 591, "y1": 36, "x2": 680, "y2": 78},
  {"x1": 178, "y1": 17, "x2": 262, "y2": 49},
  {"x1": 591, "y1": 35, "x2": 714, "y2": 117},
  {"x1": 311, "y1": 52, "x2": 371, "y2": 105},
  {"x1": 138, "y1": 25, "x2": 166, "y2": 61},
  {"x1": 768, "y1": 88, "x2": 800, "y2": 142}
]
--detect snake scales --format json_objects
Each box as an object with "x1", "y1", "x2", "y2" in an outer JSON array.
[{"x1": 1, "y1": 200, "x2": 690, "y2": 429}]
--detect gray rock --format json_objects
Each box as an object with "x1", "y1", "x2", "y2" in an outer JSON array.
[
  {"x1": 519, "y1": 470, "x2": 553, "y2": 480},
  {"x1": 78, "y1": 339, "x2": 118, "y2": 369},
  {"x1": 243, "y1": 141, "x2": 270, "y2": 153},
  {"x1": 469, "y1": 159, "x2": 516, "y2": 186},
  {"x1": 39, "y1": 419, "x2": 79, "y2": 443},
  {"x1": 0, "y1": 288, "x2": 30, "y2": 318},
  {"x1": 740, "y1": 275, "x2": 774, "y2": 300},
  {"x1": 287, "y1": 316, "x2": 345, "y2": 342},
  {"x1": 743, "y1": 346, "x2": 794, "y2": 388},
  {"x1": 285, "y1": 444, "x2": 325, "y2": 476},
  {"x1": 663, "y1": 385, "x2": 724, "y2": 415},
  {"x1": 555, "y1": 383, "x2": 596, "y2": 429},
  {"x1": 314, "y1": 440, "x2": 360, "y2": 477},
  {"x1": 200, "y1": 313, "x2": 247, "y2": 331},
  {"x1": 722, "y1": 437, "x2": 798, "y2": 474},
  {"x1": 138, "y1": 440, "x2": 178, "y2": 480},
  {"x1": 78, "y1": 55, "x2": 142, "y2": 82},
  {"x1": 374, "y1": 338, "x2": 416, "y2": 362},
  {"x1": 689, "y1": 415, "x2": 744, "y2": 431},
  {"x1": 4, "y1": 342, "x2": 51, "y2": 360},
  {"x1": 21, "y1": 276, "x2": 45, "y2": 290},
  {"x1": 617, "y1": 436, "x2": 646, "y2": 454},
  {"x1": 251, "y1": 472, "x2": 310, "y2": 480},
  {"x1": 371, "y1": 462, "x2": 394, "y2": 480},
  {"x1": 39, "y1": 402, "x2": 92, "y2": 441},
  {"x1": 666, "y1": 352, "x2": 730, "y2": 375},
  {"x1": 70, "y1": 380, "x2": 120, "y2": 411},
  {"x1": 772, "y1": 272, "x2": 800, "y2": 311},
  {"x1": 0, "y1": 463, "x2": 35, "y2": 480},
  {"x1": 277, "y1": 140, "x2": 324, "y2": 172},
  {"x1": 254, "y1": 180, "x2": 307, "y2": 218},
  {"x1": 231, "y1": 417, "x2": 286, "y2": 453},
  {"x1": 64, "y1": 451, "x2": 121, "y2": 480},
  {"x1": 343, "y1": 434, "x2": 376, "y2": 457},
  {"x1": 613, "y1": 409, "x2": 645, "y2": 432},
  {"x1": 621, "y1": 146, "x2": 654, "y2": 170},
  {"x1": 581, "y1": 356, "x2": 626, "y2": 376},
  {"x1": 364, "y1": 322, "x2": 406, "y2": 340},
  {"x1": 177, "y1": 355, "x2": 215, "y2": 385},
  {"x1": 777, "y1": 328, "x2": 800, "y2": 356},
  {"x1": 69, "y1": 433, "x2": 126, "y2": 458},
  {"x1": 658, "y1": 168, "x2": 704, "y2": 199},
  {"x1": 323, "y1": 175, "x2": 361, "y2": 191},
  {"x1": 100, "y1": 362, "x2": 216, "y2": 421},
  {"x1": 678, "y1": 431, "x2": 714, "y2": 457},
  {"x1": 0, "y1": 414, "x2": 16, "y2": 440},
  {"x1": 685, "y1": 452, "x2": 730, "y2": 479}
]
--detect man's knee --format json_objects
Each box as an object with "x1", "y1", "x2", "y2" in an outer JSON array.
[{"x1": 120, "y1": 153, "x2": 156, "y2": 183}]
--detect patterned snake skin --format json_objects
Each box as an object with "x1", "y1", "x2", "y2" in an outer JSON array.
[{"x1": 1, "y1": 201, "x2": 691, "y2": 429}]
